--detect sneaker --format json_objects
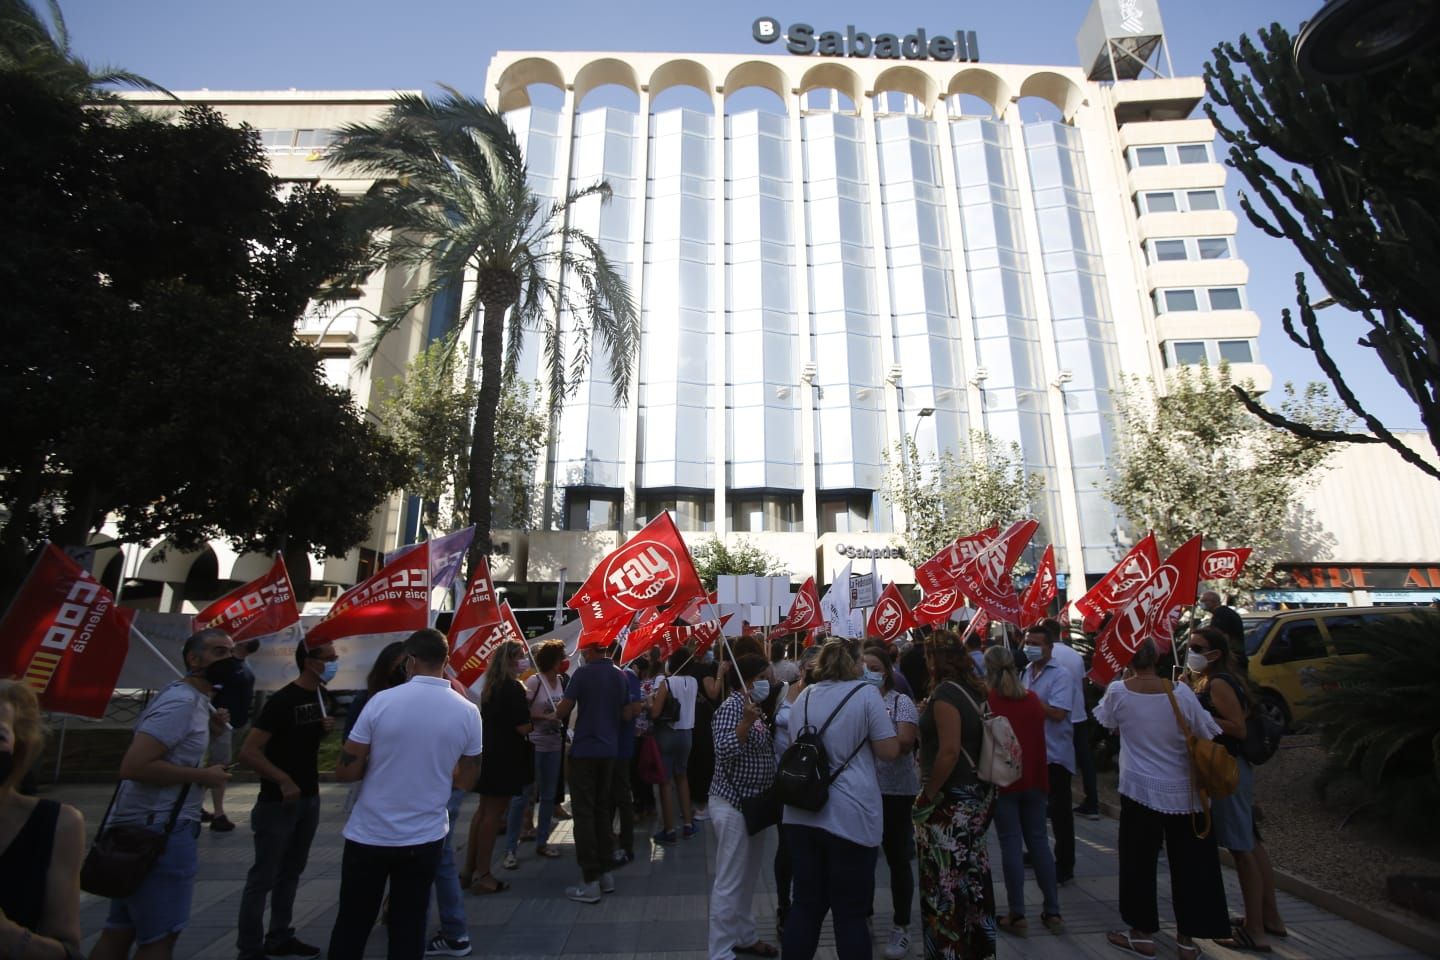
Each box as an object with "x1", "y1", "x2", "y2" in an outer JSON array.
[
  {"x1": 1072, "y1": 803, "x2": 1102, "y2": 821},
  {"x1": 210, "y1": 814, "x2": 237, "y2": 833},
  {"x1": 566, "y1": 881, "x2": 602, "y2": 904},
  {"x1": 682, "y1": 822, "x2": 698, "y2": 839},
  {"x1": 612, "y1": 849, "x2": 634, "y2": 866},
  {"x1": 264, "y1": 937, "x2": 320, "y2": 958},
  {"x1": 692, "y1": 806, "x2": 709, "y2": 821},
  {"x1": 502, "y1": 851, "x2": 519, "y2": 870},
  {"x1": 599, "y1": 872, "x2": 616, "y2": 894},
  {"x1": 884, "y1": 927, "x2": 910, "y2": 960},
  {"x1": 653, "y1": 829, "x2": 678, "y2": 845},
  {"x1": 424, "y1": 935, "x2": 472, "y2": 958}
]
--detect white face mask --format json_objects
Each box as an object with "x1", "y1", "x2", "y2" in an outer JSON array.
[
  {"x1": 749, "y1": 679, "x2": 770, "y2": 702},
  {"x1": 1023, "y1": 645, "x2": 1045, "y2": 662},
  {"x1": 1186, "y1": 651, "x2": 1211, "y2": 673}
]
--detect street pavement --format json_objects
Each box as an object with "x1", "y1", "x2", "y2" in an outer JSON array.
[{"x1": 50, "y1": 782, "x2": 1425, "y2": 960}]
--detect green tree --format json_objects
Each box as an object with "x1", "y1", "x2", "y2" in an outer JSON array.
[
  {"x1": 327, "y1": 89, "x2": 639, "y2": 568},
  {"x1": 883, "y1": 431, "x2": 1045, "y2": 569},
  {"x1": 1104, "y1": 364, "x2": 1346, "y2": 598},
  {"x1": 1205, "y1": 25, "x2": 1440, "y2": 481},
  {"x1": 0, "y1": 75, "x2": 404, "y2": 601},
  {"x1": 381, "y1": 344, "x2": 546, "y2": 536},
  {"x1": 689, "y1": 539, "x2": 786, "y2": 591}
]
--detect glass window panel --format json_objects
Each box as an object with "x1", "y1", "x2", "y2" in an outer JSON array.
[
  {"x1": 1134, "y1": 146, "x2": 1167, "y2": 167},
  {"x1": 1186, "y1": 189, "x2": 1221, "y2": 211},
  {"x1": 1153, "y1": 239, "x2": 1188, "y2": 262},
  {"x1": 836, "y1": 140, "x2": 863, "y2": 182},
  {"x1": 1177, "y1": 143, "x2": 1211, "y2": 164},
  {"x1": 1197, "y1": 238, "x2": 1232, "y2": 260},
  {"x1": 1218, "y1": 339, "x2": 1254, "y2": 363},
  {"x1": 1208, "y1": 287, "x2": 1243, "y2": 310},
  {"x1": 1163, "y1": 289, "x2": 1199, "y2": 312},
  {"x1": 1172, "y1": 341, "x2": 1208, "y2": 365}
]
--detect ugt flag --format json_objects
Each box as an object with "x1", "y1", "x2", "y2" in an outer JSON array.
[
  {"x1": 193, "y1": 556, "x2": 302, "y2": 691},
  {"x1": 567, "y1": 512, "x2": 703, "y2": 633},
  {"x1": 0, "y1": 545, "x2": 133, "y2": 718},
  {"x1": 1075, "y1": 533, "x2": 1160, "y2": 626},
  {"x1": 1019, "y1": 545, "x2": 1057, "y2": 626},
  {"x1": 915, "y1": 527, "x2": 998, "y2": 593},
  {"x1": 953, "y1": 519, "x2": 1039, "y2": 624},
  {"x1": 867, "y1": 582, "x2": 915, "y2": 643},
  {"x1": 1200, "y1": 548, "x2": 1252, "y2": 582},
  {"x1": 1089, "y1": 535, "x2": 1203, "y2": 686},
  {"x1": 913, "y1": 585, "x2": 966, "y2": 626},
  {"x1": 770, "y1": 578, "x2": 822, "y2": 638}
]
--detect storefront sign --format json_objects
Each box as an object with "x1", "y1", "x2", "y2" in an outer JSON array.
[
  {"x1": 835, "y1": 543, "x2": 905, "y2": 560},
  {"x1": 1272, "y1": 564, "x2": 1440, "y2": 591},
  {"x1": 754, "y1": 17, "x2": 981, "y2": 62}
]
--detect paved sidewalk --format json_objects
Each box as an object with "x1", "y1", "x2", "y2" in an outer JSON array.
[{"x1": 52, "y1": 783, "x2": 1425, "y2": 959}]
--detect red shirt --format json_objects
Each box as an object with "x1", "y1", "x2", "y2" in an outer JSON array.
[{"x1": 988, "y1": 689, "x2": 1049, "y2": 795}]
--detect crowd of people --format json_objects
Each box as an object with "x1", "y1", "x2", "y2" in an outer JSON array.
[{"x1": 0, "y1": 593, "x2": 1289, "y2": 960}]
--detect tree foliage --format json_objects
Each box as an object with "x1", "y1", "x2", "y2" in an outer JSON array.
[
  {"x1": 327, "y1": 88, "x2": 639, "y2": 566},
  {"x1": 1104, "y1": 364, "x2": 1345, "y2": 598},
  {"x1": 689, "y1": 538, "x2": 786, "y2": 591},
  {"x1": 0, "y1": 73, "x2": 406, "y2": 601},
  {"x1": 883, "y1": 431, "x2": 1045, "y2": 568},
  {"x1": 1205, "y1": 25, "x2": 1440, "y2": 480},
  {"x1": 380, "y1": 344, "x2": 546, "y2": 536}
]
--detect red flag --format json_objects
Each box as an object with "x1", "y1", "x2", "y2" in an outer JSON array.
[
  {"x1": 193, "y1": 556, "x2": 299, "y2": 642},
  {"x1": 1200, "y1": 548, "x2": 1252, "y2": 582},
  {"x1": 953, "y1": 519, "x2": 1039, "y2": 624},
  {"x1": 1019, "y1": 546, "x2": 1057, "y2": 626},
  {"x1": 866, "y1": 583, "x2": 915, "y2": 643},
  {"x1": 664, "y1": 616, "x2": 730, "y2": 662},
  {"x1": 1074, "y1": 533, "x2": 1161, "y2": 623},
  {"x1": 970, "y1": 607, "x2": 990, "y2": 639},
  {"x1": 912, "y1": 585, "x2": 965, "y2": 626},
  {"x1": 449, "y1": 559, "x2": 502, "y2": 639},
  {"x1": 915, "y1": 527, "x2": 998, "y2": 592},
  {"x1": 449, "y1": 601, "x2": 525, "y2": 688},
  {"x1": 567, "y1": 513, "x2": 703, "y2": 632},
  {"x1": 578, "y1": 613, "x2": 632, "y2": 651},
  {"x1": 305, "y1": 543, "x2": 432, "y2": 648},
  {"x1": 769, "y1": 578, "x2": 822, "y2": 638},
  {"x1": 1089, "y1": 535, "x2": 1204, "y2": 686},
  {"x1": 0, "y1": 545, "x2": 134, "y2": 718}
]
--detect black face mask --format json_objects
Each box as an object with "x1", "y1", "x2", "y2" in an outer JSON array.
[
  {"x1": 202, "y1": 656, "x2": 242, "y2": 687},
  {"x1": 389, "y1": 666, "x2": 409, "y2": 688},
  {"x1": 0, "y1": 749, "x2": 14, "y2": 786}
]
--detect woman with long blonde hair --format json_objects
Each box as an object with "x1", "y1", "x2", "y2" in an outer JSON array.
[{"x1": 461, "y1": 641, "x2": 532, "y2": 893}]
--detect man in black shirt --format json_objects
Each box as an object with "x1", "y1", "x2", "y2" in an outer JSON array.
[
  {"x1": 234, "y1": 640, "x2": 339, "y2": 960},
  {"x1": 1201, "y1": 591, "x2": 1246, "y2": 651},
  {"x1": 207, "y1": 637, "x2": 258, "y2": 831}
]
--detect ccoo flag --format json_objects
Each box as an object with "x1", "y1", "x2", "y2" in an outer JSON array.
[
  {"x1": 303, "y1": 544, "x2": 435, "y2": 688},
  {"x1": 192, "y1": 556, "x2": 302, "y2": 692},
  {"x1": 449, "y1": 600, "x2": 525, "y2": 689},
  {"x1": 0, "y1": 545, "x2": 133, "y2": 718}
]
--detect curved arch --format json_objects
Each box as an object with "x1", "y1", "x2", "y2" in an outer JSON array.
[
  {"x1": 945, "y1": 68, "x2": 1013, "y2": 118},
  {"x1": 722, "y1": 60, "x2": 789, "y2": 103},
  {"x1": 573, "y1": 57, "x2": 641, "y2": 107},
  {"x1": 798, "y1": 62, "x2": 863, "y2": 112},
  {"x1": 872, "y1": 65, "x2": 939, "y2": 114},
  {"x1": 495, "y1": 56, "x2": 565, "y2": 113},
  {"x1": 1018, "y1": 71, "x2": 1085, "y2": 121},
  {"x1": 138, "y1": 541, "x2": 212, "y2": 583},
  {"x1": 648, "y1": 59, "x2": 714, "y2": 101}
]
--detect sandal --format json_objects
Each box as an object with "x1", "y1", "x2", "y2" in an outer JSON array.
[
  {"x1": 1106, "y1": 930, "x2": 1156, "y2": 958},
  {"x1": 1178, "y1": 944, "x2": 1205, "y2": 960},
  {"x1": 734, "y1": 942, "x2": 779, "y2": 958},
  {"x1": 502, "y1": 851, "x2": 519, "y2": 870},
  {"x1": 996, "y1": 915, "x2": 1028, "y2": 936},
  {"x1": 467, "y1": 873, "x2": 510, "y2": 895},
  {"x1": 1231, "y1": 916, "x2": 1288, "y2": 938},
  {"x1": 1041, "y1": 913, "x2": 1065, "y2": 934},
  {"x1": 1218, "y1": 925, "x2": 1273, "y2": 953}
]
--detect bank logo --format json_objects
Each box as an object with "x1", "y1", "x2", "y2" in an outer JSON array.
[
  {"x1": 753, "y1": 17, "x2": 781, "y2": 44},
  {"x1": 1119, "y1": 0, "x2": 1145, "y2": 34},
  {"x1": 603, "y1": 542, "x2": 682, "y2": 610}
]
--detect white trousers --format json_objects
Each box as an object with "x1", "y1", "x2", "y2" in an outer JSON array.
[{"x1": 708, "y1": 796, "x2": 765, "y2": 960}]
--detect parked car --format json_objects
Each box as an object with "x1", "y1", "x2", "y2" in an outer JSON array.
[{"x1": 1241, "y1": 605, "x2": 1431, "y2": 730}]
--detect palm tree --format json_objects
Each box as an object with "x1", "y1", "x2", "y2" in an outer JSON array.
[
  {"x1": 0, "y1": 0, "x2": 172, "y2": 100},
  {"x1": 327, "y1": 87, "x2": 640, "y2": 565}
]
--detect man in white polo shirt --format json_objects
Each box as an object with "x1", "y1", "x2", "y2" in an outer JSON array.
[{"x1": 328, "y1": 629, "x2": 483, "y2": 960}]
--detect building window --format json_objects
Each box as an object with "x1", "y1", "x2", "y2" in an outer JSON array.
[
  {"x1": 1152, "y1": 239, "x2": 1188, "y2": 262},
  {"x1": 1156, "y1": 287, "x2": 1247, "y2": 313},
  {"x1": 728, "y1": 494, "x2": 803, "y2": 533},
  {"x1": 1172, "y1": 341, "x2": 1208, "y2": 365},
  {"x1": 1197, "y1": 237, "x2": 1233, "y2": 260},
  {"x1": 1177, "y1": 143, "x2": 1211, "y2": 164},
  {"x1": 819, "y1": 493, "x2": 872, "y2": 533},
  {"x1": 564, "y1": 489, "x2": 622, "y2": 531},
  {"x1": 1147, "y1": 237, "x2": 1235, "y2": 263},
  {"x1": 1208, "y1": 287, "x2": 1244, "y2": 310},
  {"x1": 1186, "y1": 189, "x2": 1222, "y2": 210},
  {"x1": 1133, "y1": 146, "x2": 1168, "y2": 168},
  {"x1": 1140, "y1": 191, "x2": 1177, "y2": 213},
  {"x1": 1129, "y1": 143, "x2": 1214, "y2": 170},
  {"x1": 1218, "y1": 339, "x2": 1254, "y2": 363},
  {"x1": 635, "y1": 493, "x2": 714, "y2": 532},
  {"x1": 1162, "y1": 289, "x2": 1200, "y2": 312},
  {"x1": 1137, "y1": 189, "x2": 1225, "y2": 215}
]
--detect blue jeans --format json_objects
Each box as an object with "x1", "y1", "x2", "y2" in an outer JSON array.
[
  {"x1": 993, "y1": 789, "x2": 1060, "y2": 918},
  {"x1": 504, "y1": 749, "x2": 562, "y2": 853},
  {"x1": 428, "y1": 788, "x2": 467, "y2": 939},
  {"x1": 237, "y1": 797, "x2": 321, "y2": 958},
  {"x1": 781, "y1": 824, "x2": 878, "y2": 960},
  {"x1": 105, "y1": 820, "x2": 200, "y2": 945}
]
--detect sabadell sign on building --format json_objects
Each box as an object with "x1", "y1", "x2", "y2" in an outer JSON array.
[{"x1": 753, "y1": 17, "x2": 981, "y2": 62}]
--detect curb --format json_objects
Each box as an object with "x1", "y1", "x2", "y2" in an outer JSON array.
[{"x1": 1096, "y1": 799, "x2": 1440, "y2": 956}]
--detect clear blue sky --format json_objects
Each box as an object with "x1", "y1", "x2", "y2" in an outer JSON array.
[{"x1": 60, "y1": 0, "x2": 1419, "y2": 429}]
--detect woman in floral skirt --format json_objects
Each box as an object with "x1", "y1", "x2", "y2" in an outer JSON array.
[{"x1": 914, "y1": 633, "x2": 996, "y2": 960}]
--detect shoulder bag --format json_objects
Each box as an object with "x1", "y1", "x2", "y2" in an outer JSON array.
[
  {"x1": 80, "y1": 777, "x2": 193, "y2": 899},
  {"x1": 654, "y1": 677, "x2": 682, "y2": 726},
  {"x1": 1164, "y1": 680, "x2": 1239, "y2": 839}
]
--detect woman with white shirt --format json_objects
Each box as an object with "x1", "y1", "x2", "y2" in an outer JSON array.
[
  {"x1": 1092, "y1": 639, "x2": 1230, "y2": 960},
  {"x1": 649, "y1": 649, "x2": 700, "y2": 844}
]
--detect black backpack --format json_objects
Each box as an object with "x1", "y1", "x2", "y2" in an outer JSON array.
[
  {"x1": 775, "y1": 682, "x2": 868, "y2": 812},
  {"x1": 1242, "y1": 709, "x2": 1284, "y2": 765}
]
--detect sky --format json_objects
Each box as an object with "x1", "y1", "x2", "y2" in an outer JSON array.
[{"x1": 59, "y1": 0, "x2": 1420, "y2": 429}]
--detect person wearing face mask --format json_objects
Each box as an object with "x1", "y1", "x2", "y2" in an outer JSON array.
[
  {"x1": 91, "y1": 629, "x2": 236, "y2": 960},
  {"x1": 1019, "y1": 620, "x2": 1078, "y2": 887},
  {"x1": 0, "y1": 680, "x2": 85, "y2": 960},
  {"x1": 233, "y1": 641, "x2": 339, "y2": 960},
  {"x1": 708, "y1": 654, "x2": 779, "y2": 960},
  {"x1": 861, "y1": 645, "x2": 920, "y2": 960},
  {"x1": 1186, "y1": 627, "x2": 1287, "y2": 953}
]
